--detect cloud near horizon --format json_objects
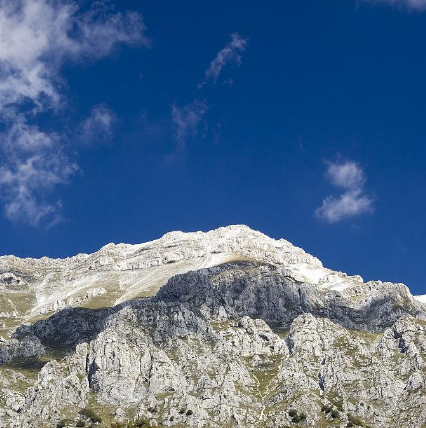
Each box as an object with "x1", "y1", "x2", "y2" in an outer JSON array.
[
  {"x1": 362, "y1": 0, "x2": 426, "y2": 11},
  {"x1": 0, "y1": 0, "x2": 148, "y2": 226},
  {"x1": 315, "y1": 160, "x2": 374, "y2": 223}
]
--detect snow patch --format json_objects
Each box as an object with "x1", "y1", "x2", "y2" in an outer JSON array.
[
  {"x1": 287, "y1": 262, "x2": 362, "y2": 290},
  {"x1": 414, "y1": 295, "x2": 426, "y2": 304}
]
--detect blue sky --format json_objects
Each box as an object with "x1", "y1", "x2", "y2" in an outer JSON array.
[{"x1": 1, "y1": 0, "x2": 426, "y2": 295}]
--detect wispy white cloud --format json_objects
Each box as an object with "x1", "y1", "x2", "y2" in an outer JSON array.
[
  {"x1": 80, "y1": 104, "x2": 117, "y2": 144},
  {"x1": 0, "y1": 152, "x2": 78, "y2": 226},
  {"x1": 199, "y1": 33, "x2": 247, "y2": 88},
  {"x1": 0, "y1": 0, "x2": 148, "y2": 226},
  {"x1": 2, "y1": 113, "x2": 57, "y2": 153},
  {"x1": 362, "y1": 0, "x2": 426, "y2": 10},
  {"x1": 171, "y1": 100, "x2": 209, "y2": 147},
  {"x1": 315, "y1": 160, "x2": 374, "y2": 223},
  {"x1": 0, "y1": 0, "x2": 148, "y2": 111},
  {"x1": 315, "y1": 190, "x2": 373, "y2": 224},
  {"x1": 325, "y1": 160, "x2": 366, "y2": 190}
]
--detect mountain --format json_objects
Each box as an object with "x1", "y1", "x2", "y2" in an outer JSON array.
[{"x1": 0, "y1": 225, "x2": 425, "y2": 428}]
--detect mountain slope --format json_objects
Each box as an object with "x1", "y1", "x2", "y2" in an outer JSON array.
[
  {"x1": 0, "y1": 226, "x2": 425, "y2": 428},
  {"x1": 0, "y1": 225, "x2": 365, "y2": 340}
]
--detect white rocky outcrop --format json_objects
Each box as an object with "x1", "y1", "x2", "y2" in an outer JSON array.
[
  {"x1": 0, "y1": 226, "x2": 425, "y2": 428},
  {"x1": 0, "y1": 225, "x2": 369, "y2": 333}
]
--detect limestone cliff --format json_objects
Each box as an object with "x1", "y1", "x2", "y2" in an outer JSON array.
[{"x1": 0, "y1": 226, "x2": 425, "y2": 428}]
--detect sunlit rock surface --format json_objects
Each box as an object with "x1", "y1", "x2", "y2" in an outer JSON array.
[{"x1": 0, "y1": 226, "x2": 425, "y2": 428}]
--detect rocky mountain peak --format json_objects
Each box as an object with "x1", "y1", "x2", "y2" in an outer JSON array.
[{"x1": 0, "y1": 226, "x2": 425, "y2": 428}]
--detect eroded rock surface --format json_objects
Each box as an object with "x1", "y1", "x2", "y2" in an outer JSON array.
[{"x1": 0, "y1": 226, "x2": 426, "y2": 428}]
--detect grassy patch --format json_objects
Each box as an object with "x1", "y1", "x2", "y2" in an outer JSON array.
[
  {"x1": 250, "y1": 355, "x2": 283, "y2": 397},
  {"x1": 79, "y1": 408, "x2": 102, "y2": 423},
  {"x1": 347, "y1": 413, "x2": 373, "y2": 427}
]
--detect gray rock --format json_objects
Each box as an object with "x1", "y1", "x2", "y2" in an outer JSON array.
[{"x1": 0, "y1": 226, "x2": 425, "y2": 428}]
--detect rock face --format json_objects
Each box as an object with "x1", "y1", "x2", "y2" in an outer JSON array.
[
  {"x1": 0, "y1": 226, "x2": 425, "y2": 428},
  {"x1": 0, "y1": 225, "x2": 362, "y2": 339}
]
